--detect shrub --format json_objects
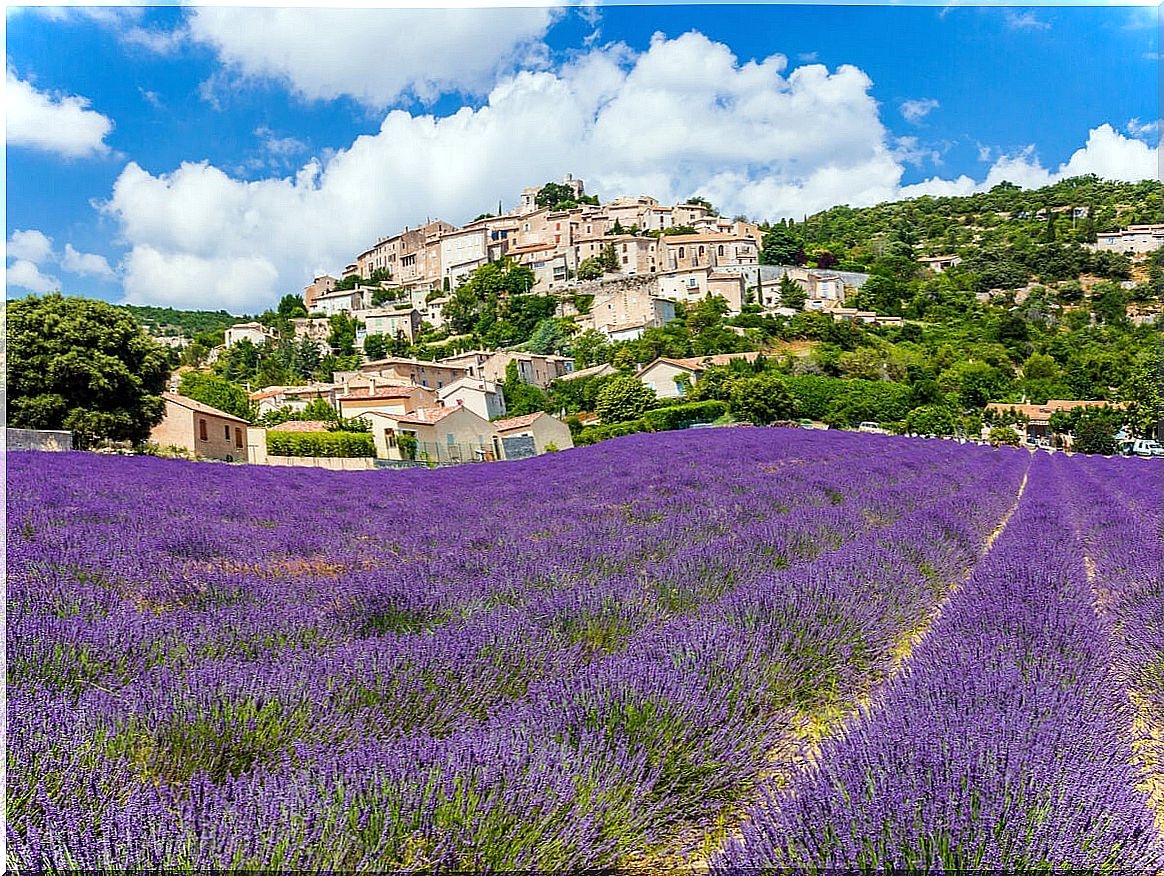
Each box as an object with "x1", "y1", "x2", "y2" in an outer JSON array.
[
  {"x1": 396, "y1": 433, "x2": 418, "y2": 461},
  {"x1": 642, "y1": 401, "x2": 728, "y2": 432},
  {"x1": 266, "y1": 430, "x2": 375, "y2": 458},
  {"x1": 575, "y1": 419, "x2": 648, "y2": 445},
  {"x1": 595, "y1": 375, "x2": 657, "y2": 424},
  {"x1": 988, "y1": 426, "x2": 1021, "y2": 447}
]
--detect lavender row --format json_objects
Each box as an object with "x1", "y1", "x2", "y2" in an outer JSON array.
[
  {"x1": 8, "y1": 430, "x2": 923, "y2": 697},
  {"x1": 716, "y1": 453, "x2": 1164, "y2": 870},
  {"x1": 1059, "y1": 453, "x2": 1164, "y2": 830},
  {"x1": 7, "y1": 431, "x2": 1028, "y2": 870}
]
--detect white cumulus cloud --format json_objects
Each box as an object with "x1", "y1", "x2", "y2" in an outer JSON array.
[
  {"x1": 6, "y1": 66, "x2": 114, "y2": 158},
  {"x1": 96, "y1": 31, "x2": 1163, "y2": 314},
  {"x1": 61, "y1": 244, "x2": 117, "y2": 280},
  {"x1": 101, "y1": 32, "x2": 908, "y2": 312},
  {"x1": 6, "y1": 259, "x2": 61, "y2": 294},
  {"x1": 185, "y1": 6, "x2": 562, "y2": 107},
  {"x1": 900, "y1": 98, "x2": 939, "y2": 124},
  {"x1": 7, "y1": 229, "x2": 55, "y2": 263},
  {"x1": 903, "y1": 124, "x2": 1158, "y2": 198},
  {"x1": 1005, "y1": 10, "x2": 1051, "y2": 31}
]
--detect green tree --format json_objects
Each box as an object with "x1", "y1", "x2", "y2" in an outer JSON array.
[
  {"x1": 856, "y1": 275, "x2": 903, "y2": 315},
  {"x1": 277, "y1": 293, "x2": 307, "y2": 320},
  {"x1": 728, "y1": 373, "x2": 794, "y2": 425},
  {"x1": 525, "y1": 318, "x2": 572, "y2": 355},
  {"x1": 576, "y1": 257, "x2": 603, "y2": 280},
  {"x1": 1091, "y1": 283, "x2": 1128, "y2": 325},
  {"x1": 904, "y1": 404, "x2": 959, "y2": 437},
  {"x1": 1072, "y1": 408, "x2": 1121, "y2": 455},
  {"x1": 328, "y1": 313, "x2": 360, "y2": 356},
  {"x1": 1121, "y1": 355, "x2": 1163, "y2": 439},
  {"x1": 595, "y1": 374, "x2": 657, "y2": 423},
  {"x1": 300, "y1": 396, "x2": 340, "y2": 422},
  {"x1": 778, "y1": 275, "x2": 807, "y2": 310},
  {"x1": 760, "y1": 224, "x2": 806, "y2": 266},
  {"x1": 599, "y1": 243, "x2": 621, "y2": 273},
  {"x1": 988, "y1": 425, "x2": 1021, "y2": 447},
  {"x1": 8, "y1": 293, "x2": 170, "y2": 447},
  {"x1": 535, "y1": 182, "x2": 575, "y2": 210},
  {"x1": 178, "y1": 372, "x2": 256, "y2": 422},
  {"x1": 362, "y1": 332, "x2": 390, "y2": 361},
  {"x1": 502, "y1": 359, "x2": 551, "y2": 416},
  {"x1": 570, "y1": 329, "x2": 610, "y2": 368},
  {"x1": 179, "y1": 341, "x2": 210, "y2": 368}
]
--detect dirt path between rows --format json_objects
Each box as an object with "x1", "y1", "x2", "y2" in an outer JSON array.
[
  {"x1": 1081, "y1": 548, "x2": 1164, "y2": 837},
  {"x1": 670, "y1": 462, "x2": 1033, "y2": 873}
]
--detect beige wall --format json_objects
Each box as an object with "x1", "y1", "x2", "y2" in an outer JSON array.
[
  {"x1": 500, "y1": 415, "x2": 574, "y2": 454},
  {"x1": 266, "y1": 455, "x2": 376, "y2": 470},
  {"x1": 150, "y1": 401, "x2": 248, "y2": 461},
  {"x1": 637, "y1": 361, "x2": 697, "y2": 400}
]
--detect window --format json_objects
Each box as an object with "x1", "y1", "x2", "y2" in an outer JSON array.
[
  {"x1": 555, "y1": 223, "x2": 561, "y2": 230},
  {"x1": 224, "y1": 424, "x2": 231, "y2": 440},
  {"x1": 235, "y1": 428, "x2": 243, "y2": 448},
  {"x1": 698, "y1": 246, "x2": 705, "y2": 257},
  {"x1": 199, "y1": 419, "x2": 208, "y2": 441},
  {"x1": 718, "y1": 245, "x2": 725, "y2": 257},
  {"x1": 447, "y1": 433, "x2": 456, "y2": 446},
  {"x1": 687, "y1": 278, "x2": 699, "y2": 289},
  {"x1": 678, "y1": 247, "x2": 685, "y2": 258}
]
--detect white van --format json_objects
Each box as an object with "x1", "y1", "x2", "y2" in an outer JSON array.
[{"x1": 1130, "y1": 439, "x2": 1164, "y2": 458}]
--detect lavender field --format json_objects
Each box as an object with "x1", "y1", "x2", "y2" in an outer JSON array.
[{"x1": 7, "y1": 429, "x2": 1163, "y2": 871}]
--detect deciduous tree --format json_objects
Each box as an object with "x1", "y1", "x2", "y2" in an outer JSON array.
[{"x1": 8, "y1": 293, "x2": 170, "y2": 447}]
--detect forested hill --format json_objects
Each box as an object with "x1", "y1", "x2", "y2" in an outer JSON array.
[
  {"x1": 121, "y1": 304, "x2": 243, "y2": 338},
  {"x1": 779, "y1": 176, "x2": 1162, "y2": 277}
]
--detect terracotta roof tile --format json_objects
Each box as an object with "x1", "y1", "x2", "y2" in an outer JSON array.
[
  {"x1": 492, "y1": 412, "x2": 545, "y2": 431},
  {"x1": 270, "y1": 420, "x2": 331, "y2": 432}
]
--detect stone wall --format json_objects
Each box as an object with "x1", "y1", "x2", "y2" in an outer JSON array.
[
  {"x1": 6, "y1": 429, "x2": 74, "y2": 452},
  {"x1": 265, "y1": 455, "x2": 376, "y2": 471}
]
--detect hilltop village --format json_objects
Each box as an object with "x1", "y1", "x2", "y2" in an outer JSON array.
[
  {"x1": 149, "y1": 176, "x2": 896, "y2": 467},
  {"x1": 292, "y1": 174, "x2": 884, "y2": 342},
  {"x1": 52, "y1": 174, "x2": 1159, "y2": 466}
]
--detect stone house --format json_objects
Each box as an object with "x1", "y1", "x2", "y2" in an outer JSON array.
[
  {"x1": 150, "y1": 393, "x2": 250, "y2": 461},
  {"x1": 365, "y1": 405, "x2": 504, "y2": 463},
  {"x1": 492, "y1": 411, "x2": 574, "y2": 457}
]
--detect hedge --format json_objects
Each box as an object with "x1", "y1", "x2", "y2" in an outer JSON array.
[
  {"x1": 642, "y1": 400, "x2": 728, "y2": 432},
  {"x1": 785, "y1": 374, "x2": 912, "y2": 424},
  {"x1": 266, "y1": 430, "x2": 375, "y2": 458},
  {"x1": 575, "y1": 419, "x2": 648, "y2": 446}
]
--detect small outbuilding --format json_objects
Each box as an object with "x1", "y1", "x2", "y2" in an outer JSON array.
[{"x1": 150, "y1": 392, "x2": 251, "y2": 461}]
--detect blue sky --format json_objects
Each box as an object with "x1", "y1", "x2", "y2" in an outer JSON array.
[{"x1": 5, "y1": 2, "x2": 1160, "y2": 314}]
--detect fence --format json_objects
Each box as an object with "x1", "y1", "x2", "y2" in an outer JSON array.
[
  {"x1": 405, "y1": 441, "x2": 497, "y2": 466},
  {"x1": 7, "y1": 428, "x2": 73, "y2": 452},
  {"x1": 265, "y1": 455, "x2": 376, "y2": 471}
]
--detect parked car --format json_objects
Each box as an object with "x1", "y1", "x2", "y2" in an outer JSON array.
[
  {"x1": 858, "y1": 421, "x2": 888, "y2": 434},
  {"x1": 1129, "y1": 439, "x2": 1164, "y2": 458}
]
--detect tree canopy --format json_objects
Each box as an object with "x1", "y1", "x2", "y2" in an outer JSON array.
[{"x1": 8, "y1": 293, "x2": 170, "y2": 447}]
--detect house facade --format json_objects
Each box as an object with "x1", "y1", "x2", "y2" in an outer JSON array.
[
  {"x1": 336, "y1": 379, "x2": 437, "y2": 420},
  {"x1": 439, "y1": 351, "x2": 574, "y2": 389},
  {"x1": 437, "y1": 377, "x2": 507, "y2": 421},
  {"x1": 636, "y1": 352, "x2": 763, "y2": 400},
  {"x1": 492, "y1": 411, "x2": 574, "y2": 457},
  {"x1": 225, "y1": 322, "x2": 275, "y2": 347},
  {"x1": 366, "y1": 405, "x2": 504, "y2": 463},
  {"x1": 150, "y1": 393, "x2": 251, "y2": 461},
  {"x1": 1093, "y1": 225, "x2": 1164, "y2": 254}
]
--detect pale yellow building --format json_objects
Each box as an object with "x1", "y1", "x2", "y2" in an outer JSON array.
[
  {"x1": 492, "y1": 411, "x2": 574, "y2": 457},
  {"x1": 150, "y1": 393, "x2": 250, "y2": 461}
]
